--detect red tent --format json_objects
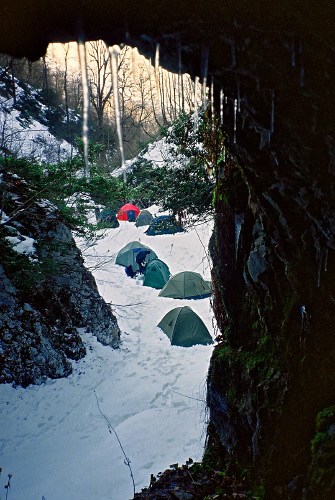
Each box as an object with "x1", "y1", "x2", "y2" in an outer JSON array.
[{"x1": 117, "y1": 203, "x2": 141, "y2": 221}]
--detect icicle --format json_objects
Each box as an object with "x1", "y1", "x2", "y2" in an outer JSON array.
[
  {"x1": 154, "y1": 43, "x2": 160, "y2": 85},
  {"x1": 231, "y1": 40, "x2": 236, "y2": 67},
  {"x1": 235, "y1": 213, "x2": 244, "y2": 260},
  {"x1": 220, "y1": 87, "x2": 224, "y2": 124},
  {"x1": 201, "y1": 47, "x2": 209, "y2": 110},
  {"x1": 316, "y1": 247, "x2": 322, "y2": 288},
  {"x1": 291, "y1": 39, "x2": 296, "y2": 68},
  {"x1": 109, "y1": 45, "x2": 126, "y2": 182},
  {"x1": 154, "y1": 43, "x2": 161, "y2": 107},
  {"x1": 178, "y1": 40, "x2": 184, "y2": 113},
  {"x1": 237, "y1": 77, "x2": 241, "y2": 112},
  {"x1": 298, "y1": 38, "x2": 304, "y2": 86},
  {"x1": 271, "y1": 90, "x2": 275, "y2": 134},
  {"x1": 210, "y1": 77, "x2": 214, "y2": 127},
  {"x1": 299, "y1": 64, "x2": 304, "y2": 87},
  {"x1": 225, "y1": 95, "x2": 228, "y2": 104},
  {"x1": 233, "y1": 98, "x2": 238, "y2": 143},
  {"x1": 77, "y1": 40, "x2": 90, "y2": 180},
  {"x1": 324, "y1": 248, "x2": 328, "y2": 272},
  {"x1": 193, "y1": 76, "x2": 199, "y2": 132}
]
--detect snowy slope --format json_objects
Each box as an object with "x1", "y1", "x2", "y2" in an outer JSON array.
[
  {"x1": 0, "y1": 216, "x2": 216, "y2": 500},
  {"x1": 0, "y1": 68, "x2": 77, "y2": 162},
  {"x1": 111, "y1": 115, "x2": 204, "y2": 179}
]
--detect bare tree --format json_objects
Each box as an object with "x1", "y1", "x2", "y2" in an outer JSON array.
[{"x1": 86, "y1": 40, "x2": 114, "y2": 143}]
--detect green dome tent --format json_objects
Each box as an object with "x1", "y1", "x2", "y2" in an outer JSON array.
[
  {"x1": 135, "y1": 209, "x2": 154, "y2": 227},
  {"x1": 115, "y1": 241, "x2": 157, "y2": 271},
  {"x1": 157, "y1": 306, "x2": 213, "y2": 347},
  {"x1": 159, "y1": 271, "x2": 211, "y2": 299},
  {"x1": 143, "y1": 259, "x2": 171, "y2": 289}
]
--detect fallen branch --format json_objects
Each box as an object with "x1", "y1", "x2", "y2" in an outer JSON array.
[
  {"x1": 170, "y1": 390, "x2": 206, "y2": 403},
  {"x1": 94, "y1": 391, "x2": 136, "y2": 497}
]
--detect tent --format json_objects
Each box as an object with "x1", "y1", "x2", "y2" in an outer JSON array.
[
  {"x1": 157, "y1": 306, "x2": 213, "y2": 347},
  {"x1": 95, "y1": 208, "x2": 119, "y2": 228},
  {"x1": 159, "y1": 271, "x2": 212, "y2": 299},
  {"x1": 117, "y1": 203, "x2": 141, "y2": 222},
  {"x1": 135, "y1": 209, "x2": 154, "y2": 227},
  {"x1": 115, "y1": 241, "x2": 157, "y2": 271},
  {"x1": 143, "y1": 259, "x2": 171, "y2": 289},
  {"x1": 145, "y1": 215, "x2": 184, "y2": 236}
]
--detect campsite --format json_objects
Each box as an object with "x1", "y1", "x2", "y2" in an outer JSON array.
[
  {"x1": 0, "y1": 210, "x2": 215, "y2": 500},
  {"x1": 1, "y1": 6, "x2": 334, "y2": 497}
]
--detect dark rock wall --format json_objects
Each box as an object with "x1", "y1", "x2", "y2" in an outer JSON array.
[
  {"x1": 205, "y1": 23, "x2": 335, "y2": 498},
  {"x1": 0, "y1": 1, "x2": 334, "y2": 496},
  {"x1": 0, "y1": 172, "x2": 120, "y2": 387}
]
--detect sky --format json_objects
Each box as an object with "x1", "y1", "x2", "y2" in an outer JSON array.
[{"x1": 0, "y1": 212, "x2": 216, "y2": 500}]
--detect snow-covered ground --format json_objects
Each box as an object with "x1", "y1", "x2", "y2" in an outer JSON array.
[
  {"x1": 0, "y1": 69, "x2": 76, "y2": 162},
  {"x1": 0, "y1": 214, "x2": 216, "y2": 500}
]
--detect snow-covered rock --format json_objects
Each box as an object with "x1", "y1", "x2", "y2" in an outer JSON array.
[{"x1": 0, "y1": 171, "x2": 120, "y2": 387}]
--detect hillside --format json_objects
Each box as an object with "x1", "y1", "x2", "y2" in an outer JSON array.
[{"x1": 0, "y1": 66, "x2": 79, "y2": 162}]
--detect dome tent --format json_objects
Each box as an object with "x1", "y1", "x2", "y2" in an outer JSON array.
[
  {"x1": 95, "y1": 208, "x2": 119, "y2": 228},
  {"x1": 117, "y1": 203, "x2": 141, "y2": 222},
  {"x1": 159, "y1": 271, "x2": 211, "y2": 299},
  {"x1": 135, "y1": 209, "x2": 154, "y2": 227},
  {"x1": 143, "y1": 259, "x2": 171, "y2": 289},
  {"x1": 145, "y1": 215, "x2": 184, "y2": 235},
  {"x1": 157, "y1": 306, "x2": 213, "y2": 347},
  {"x1": 115, "y1": 241, "x2": 157, "y2": 271}
]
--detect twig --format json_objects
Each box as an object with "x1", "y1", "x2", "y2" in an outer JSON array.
[
  {"x1": 5, "y1": 473, "x2": 12, "y2": 500},
  {"x1": 93, "y1": 391, "x2": 136, "y2": 497},
  {"x1": 170, "y1": 390, "x2": 206, "y2": 403},
  {"x1": 108, "y1": 301, "x2": 148, "y2": 307}
]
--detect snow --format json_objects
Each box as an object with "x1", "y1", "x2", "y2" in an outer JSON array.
[
  {"x1": 5, "y1": 235, "x2": 36, "y2": 255},
  {"x1": 142, "y1": 137, "x2": 171, "y2": 165},
  {"x1": 0, "y1": 68, "x2": 75, "y2": 163},
  {"x1": 111, "y1": 137, "x2": 171, "y2": 179},
  {"x1": 1, "y1": 209, "x2": 9, "y2": 224},
  {"x1": 0, "y1": 96, "x2": 74, "y2": 162},
  {"x1": 0, "y1": 216, "x2": 216, "y2": 500}
]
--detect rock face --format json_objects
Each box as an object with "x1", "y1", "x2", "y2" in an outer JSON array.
[
  {"x1": 0, "y1": 2, "x2": 334, "y2": 497},
  {"x1": 0, "y1": 171, "x2": 120, "y2": 387}
]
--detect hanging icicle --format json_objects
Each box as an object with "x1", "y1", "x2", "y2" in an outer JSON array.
[
  {"x1": 220, "y1": 87, "x2": 224, "y2": 125},
  {"x1": 178, "y1": 40, "x2": 185, "y2": 113},
  {"x1": 201, "y1": 47, "x2": 209, "y2": 110},
  {"x1": 193, "y1": 76, "x2": 199, "y2": 132},
  {"x1": 109, "y1": 45, "x2": 126, "y2": 182},
  {"x1": 237, "y1": 76, "x2": 241, "y2": 112},
  {"x1": 210, "y1": 77, "x2": 214, "y2": 128},
  {"x1": 154, "y1": 43, "x2": 161, "y2": 108},
  {"x1": 233, "y1": 98, "x2": 237, "y2": 143},
  {"x1": 271, "y1": 90, "x2": 275, "y2": 134},
  {"x1": 235, "y1": 213, "x2": 244, "y2": 260},
  {"x1": 299, "y1": 64, "x2": 305, "y2": 87},
  {"x1": 291, "y1": 38, "x2": 296, "y2": 68},
  {"x1": 299, "y1": 38, "x2": 304, "y2": 86},
  {"x1": 231, "y1": 39, "x2": 236, "y2": 67},
  {"x1": 77, "y1": 40, "x2": 90, "y2": 180},
  {"x1": 155, "y1": 43, "x2": 160, "y2": 73}
]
